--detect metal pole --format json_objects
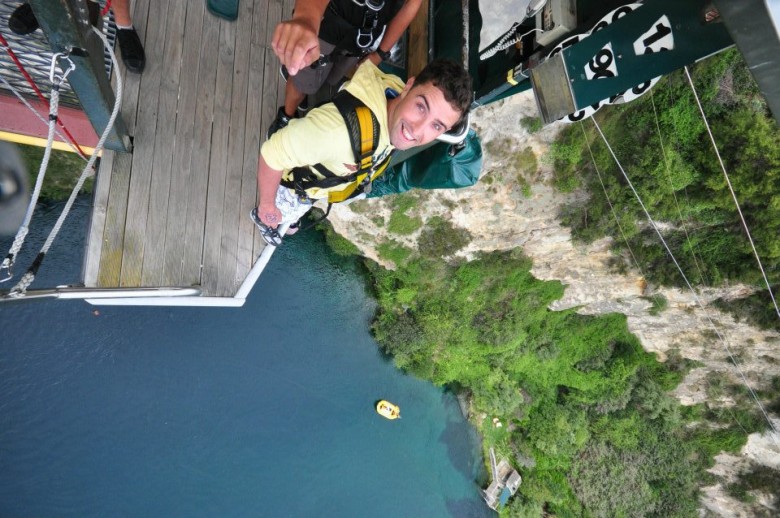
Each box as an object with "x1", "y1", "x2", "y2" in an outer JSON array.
[{"x1": 27, "y1": 0, "x2": 131, "y2": 152}]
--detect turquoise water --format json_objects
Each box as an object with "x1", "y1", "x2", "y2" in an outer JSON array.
[{"x1": 0, "y1": 199, "x2": 492, "y2": 517}]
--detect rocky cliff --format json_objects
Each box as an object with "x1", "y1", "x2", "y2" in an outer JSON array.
[{"x1": 326, "y1": 91, "x2": 779, "y2": 516}]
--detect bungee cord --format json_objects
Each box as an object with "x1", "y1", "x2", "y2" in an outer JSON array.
[
  {"x1": 590, "y1": 116, "x2": 779, "y2": 449},
  {"x1": 0, "y1": 53, "x2": 74, "y2": 283}
]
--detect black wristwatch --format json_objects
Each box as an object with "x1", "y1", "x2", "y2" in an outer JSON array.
[{"x1": 376, "y1": 48, "x2": 391, "y2": 61}]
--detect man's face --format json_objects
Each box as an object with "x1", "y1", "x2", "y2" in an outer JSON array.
[{"x1": 387, "y1": 80, "x2": 463, "y2": 151}]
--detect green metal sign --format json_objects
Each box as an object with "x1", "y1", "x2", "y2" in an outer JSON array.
[{"x1": 563, "y1": 0, "x2": 733, "y2": 111}]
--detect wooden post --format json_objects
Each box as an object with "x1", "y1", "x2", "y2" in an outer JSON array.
[{"x1": 28, "y1": 0, "x2": 131, "y2": 152}]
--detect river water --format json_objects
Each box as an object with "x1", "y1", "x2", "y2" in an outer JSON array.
[{"x1": 0, "y1": 198, "x2": 492, "y2": 517}]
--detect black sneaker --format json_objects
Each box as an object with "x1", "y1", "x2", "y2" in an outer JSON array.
[
  {"x1": 266, "y1": 106, "x2": 292, "y2": 139},
  {"x1": 9, "y1": 3, "x2": 39, "y2": 35},
  {"x1": 250, "y1": 208, "x2": 282, "y2": 246},
  {"x1": 117, "y1": 27, "x2": 146, "y2": 74}
]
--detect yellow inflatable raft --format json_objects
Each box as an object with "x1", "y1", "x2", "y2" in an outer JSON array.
[{"x1": 376, "y1": 400, "x2": 401, "y2": 420}]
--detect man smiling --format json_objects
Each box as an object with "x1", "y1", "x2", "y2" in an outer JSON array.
[{"x1": 252, "y1": 58, "x2": 472, "y2": 246}]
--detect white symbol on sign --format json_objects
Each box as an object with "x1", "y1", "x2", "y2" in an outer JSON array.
[
  {"x1": 585, "y1": 42, "x2": 618, "y2": 80},
  {"x1": 633, "y1": 15, "x2": 674, "y2": 55}
]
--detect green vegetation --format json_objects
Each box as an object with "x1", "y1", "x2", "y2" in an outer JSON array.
[
  {"x1": 315, "y1": 215, "x2": 361, "y2": 257},
  {"x1": 387, "y1": 193, "x2": 423, "y2": 234},
  {"x1": 550, "y1": 50, "x2": 780, "y2": 328},
  {"x1": 367, "y1": 250, "x2": 767, "y2": 516},
  {"x1": 644, "y1": 294, "x2": 669, "y2": 316},
  {"x1": 416, "y1": 216, "x2": 471, "y2": 259},
  {"x1": 520, "y1": 116, "x2": 543, "y2": 134},
  {"x1": 377, "y1": 239, "x2": 412, "y2": 267},
  {"x1": 726, "y1": 464, "x2": 780, "y2": 505},
  {"x1": 18, "y1": 143, "x2": 93, "y2": 200}
]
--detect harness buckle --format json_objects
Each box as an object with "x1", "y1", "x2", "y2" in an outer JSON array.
[
  {"x1": 351, "y1": 0, "x2": 384, "y2": 9},
  {"x1": 356, "y1": 29, "x2": 374, "y2": 49}
]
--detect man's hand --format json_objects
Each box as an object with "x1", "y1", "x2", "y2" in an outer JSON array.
[
  {"x1": 272, "y1": 19, "x2": 320, "y2": 76},
  {"x1": 258, "y1": 203, "x2": 283, "y2": 228}
]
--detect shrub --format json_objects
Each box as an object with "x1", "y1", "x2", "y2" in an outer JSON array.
[
  {"x1": 520, "y1": 116, "x2": 543, "y2": 134},
  {"x1": 377, "y1": 239, "x2": 412, "y2": 266},
  {"x1": 417, "y1": 216, "x2": 472, "y2": 258}
]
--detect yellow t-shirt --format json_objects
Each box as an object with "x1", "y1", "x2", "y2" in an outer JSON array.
[{"x1": 261, "y1": 61, "x2": 405, "y2": 199}]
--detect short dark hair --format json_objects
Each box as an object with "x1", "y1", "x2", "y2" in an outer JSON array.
[{"x1": 412, "y1": 58, "x2": 472, "y2": 122}]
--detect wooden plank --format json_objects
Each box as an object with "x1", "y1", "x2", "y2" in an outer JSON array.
[
  {"x1": 96, "y1": 151, "x2": 132, "y2": 287},
  {"x1": 236, "y1": 0, "x2": 274, "y2": 283},
  {"x1": 180, "y1": 11, "x2": 220, "y2": 288},
  {"x1": 200, "y1": 17, "x2": 237, "y2": 296},
  {"x1": 93, "y1": 0, "x2": 151, "y2": 287},
  {"x1": 161, "y1": 0, "x2": 206, "y2": 286},
  {"x1": 118, "y1": 0, "x2": 169, "y2": 286},
  {"x1": 139, "y1": 0, "x2": 187, "y2": 287},
  {"x1": 83, "y1": 149, "x2": 113, "y2": 286},
  {"x1": 407, "y1": 0, "x2": 429, "y2": 77},
  {"x1": 216, "y1": 0, "x2": 255, "y2": 296}
]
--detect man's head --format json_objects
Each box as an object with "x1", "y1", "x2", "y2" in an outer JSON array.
[{"x1": 387, "y1": 59, "x2": 472, "y2": 151}]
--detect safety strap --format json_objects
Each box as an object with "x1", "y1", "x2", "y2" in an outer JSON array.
[
  {"x1": 323, "y1": 0, "x2": 386, "y2": 57},
  {"x1": 281, "y1": 90, "x2": 393, "y2": 204}
]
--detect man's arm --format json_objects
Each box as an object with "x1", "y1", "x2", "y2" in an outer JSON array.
[
  {"x1": 272, "y1": 0, "x2": 330, "y2": 76},
  {"x1": 256, "y1": 154, "x2": 284, "y2": 228},
  {"x1": 365, "y1": 0, "x2": 423, "y2": 65}
]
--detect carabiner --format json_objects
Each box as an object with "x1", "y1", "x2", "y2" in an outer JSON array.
[
  {"x1": 50, "y1": 51, "x2": 76, "y2": 85},
  {"x1": 0, "y1": 263, "x2": 12, "y2": 283}
]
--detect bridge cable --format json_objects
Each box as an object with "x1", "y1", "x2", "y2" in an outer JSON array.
[
  {"x1": 7, "y1": 27, "x2": 124, "y2": 297},
  {"x1": 683, "y1": 66, "x2": 780, "y2": 323},
  {"x1": 649, "y1": 88, "x2": 708, "y2": 286},
  {"x1": 582, "y1": 119, "x2": 751, "y2": 439},
  {"x1": 578, "y1": 122, "x2": 645, "y2": 279},
  {"x1": 591, "y1": 117, "x2": 779, "y2": 448},
  {"x1": 685, "y1": 66, "x2": 780, "y2": 318}
]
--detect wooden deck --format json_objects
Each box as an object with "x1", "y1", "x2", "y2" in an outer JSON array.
[{"x1": 83, "y1": 0, "x2": 293, "y2": 298}]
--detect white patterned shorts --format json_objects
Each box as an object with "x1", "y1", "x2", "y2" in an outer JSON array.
[{"x1": 275, "y1": 186, "x2": 314, "y2": 226}]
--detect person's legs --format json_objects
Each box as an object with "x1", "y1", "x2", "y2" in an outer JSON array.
[
  {"x1": 112, "y1": 0, "x2": 146, "y2": 74},
  {"x1": 267, "y1": 40, "x2": 335, "y2": 139},
  {"x1": 283, "y1": 81, "x2": 307, "y2": 120},
  {"x1": 112, "y1": 0, "x2": 132, "y2": 26}
]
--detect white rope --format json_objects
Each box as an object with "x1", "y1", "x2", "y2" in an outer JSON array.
[
  {"x1": 578, "y1": 123, "x2": 645, "y2": 278},
  {"x1": 9, "y1": 27, "x2": 123, "y2": 297},
  {"x1": 650, "y1": 89, "x2": 708, "y2": 286},
  {"x1": 592, "y1": 117, "x2": 779, "y2": 449},
  {"x1": 0, "y1": 72, "x2": 89, "y2": 160},
  {"x1": 479, "y1": 26, "x2": 542, "y2": 60},
  {"x1": 683, "y1": 66, "x2": 780, "y2": 322},
  {"x1": 0, "y1": 67, "x2": 65, "y2": 283}
]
